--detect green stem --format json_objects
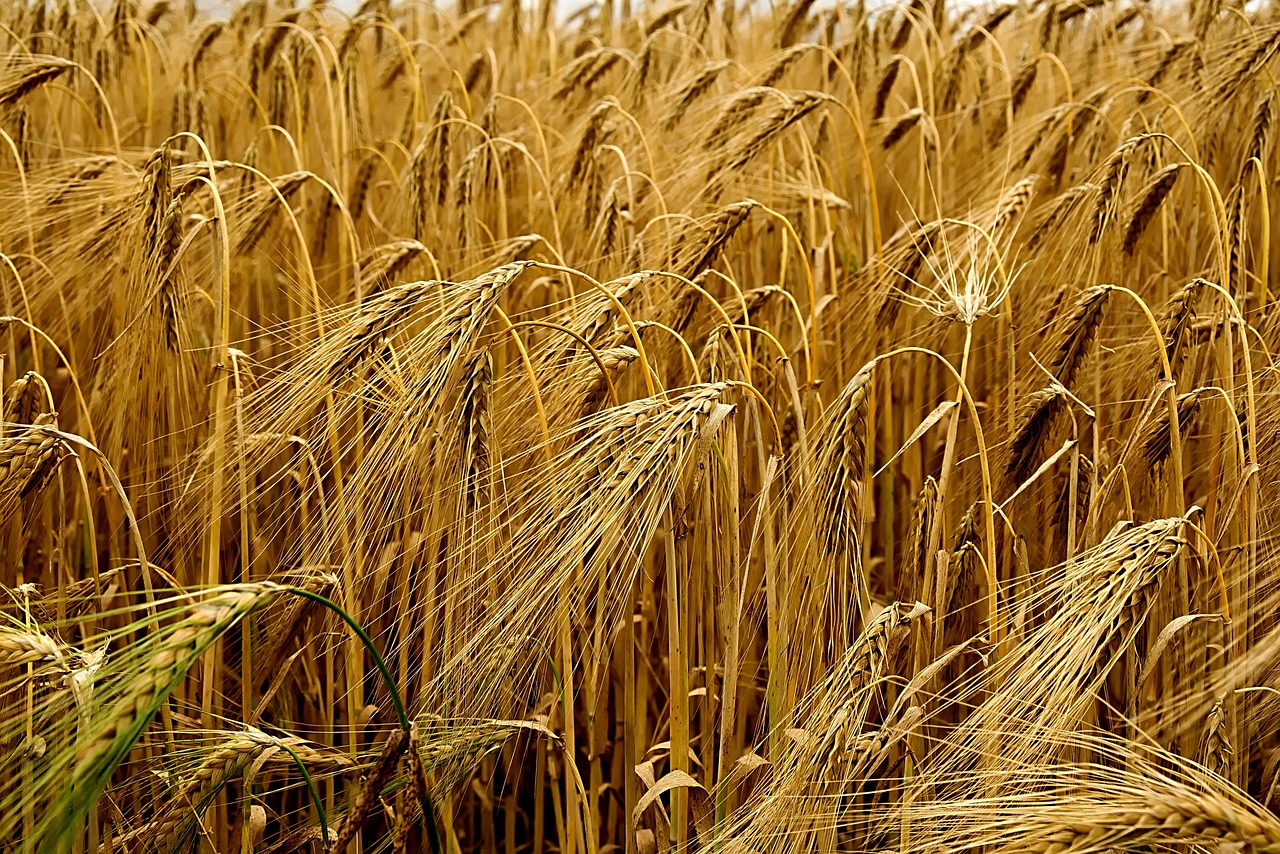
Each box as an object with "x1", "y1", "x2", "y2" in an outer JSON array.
[
  {"x1": 284, "y1": 588, "x2": 410, "y2": 730},
  {"x1": 277, "y1": 742, "x2": 329, "y2": 850},
  {"x1": 281, "y1": 588, "x2": 445, "y2": 854},
  {"x1": 422, "y1": 791, "x2": 443, "y2": 854}
]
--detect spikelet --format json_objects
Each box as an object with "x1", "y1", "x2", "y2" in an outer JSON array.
[
  {"x1": 0, "y1": 425, "x2": 71, "y2": 522},
  {"x1": 752, "y1": 44, "x2": 817, "y2": 88},
  {"x1": 1157, "y1": 279, "x2": 1199, "y2": 379},
  {"x1": 673, "y1": 200, "x2": 756, "y2": 277},
  {"x1": 578, "y1": 346, "x2": 639, "y2": 418},
  {"x1": 1137, "y1": 388, "x2": 1204, "y2": 472},
  {"x1": 1003, "y1": 386, "x2": 1067, "y2": 495},
  {"x1": 1214, "y1": 31, "x2": 1280, "y2": 103},
  {"x1": 151, "y1": 198, "x2": 188, "y2": 354},
  {"x1": 252, "y1": 570, "x2": 337, "y2": 689},
  {"x1": 713, "y1": 91, "x2": 825, "y2": 177},
  {"x1": 707, "y1": 86, "x2": 781, "y2": 142},
  {"x1": 1010, "y1": 59, "x2": 1038, "y2": 113},
  {"x1": 1193, "y1": 0, "x2": 1221, "y2": 41},
  {"x1": 0, "y1": 56, "x2": 75, "y2": 106},
  {"x1": 1244, "y1": 89, "x2": 1275, "y2": 170},
  {"x1": 497, "y1": 233, "x2": 544, "y2": 264},
  {"x1": 320, "y1": 279, "x2": 444, "y2": 386},
  {"x1": 944, "y1": 504, "x2": 981, "y2": 645},
  {"x1": 0, "y1": 624, "x2": 66, "y2": 669},
  {"x1": 455, "y1": 349, "x2": 494, "y2": 513},
  {"x1": 1051, "y1": 452, "x2": 1093, "y2": 560},
  {"x1": 56, "y1": 587, "x2": 280, "y2": 844},
  {"x1": 873, "y1": 59, "x2": 900, "y2": 119},
  {"x1": 232, "y1": 171, "x2": 310, "y2": 254},
  {"x1": 4, "y1": 371, "x2": 51, "y2": 425},
  {"x1": 822, "y1": 602, "x2": 929, "y2": 728},
  {"x1": 1028, "y1": 181, "x2": 1097, "y2": 250},
  {"x1": 427, "y1": 90, "x2": 454, "y2": 209},
  {"x1": 1047, "y1": 285, "x2": 1111, "y2": 390},
  {"x1": 698, "y1": 324, "x2": 734, "y2": 381},
  {"x1": 1140, "y1": 39, "x2": 1190, "y2": 104},
  {"x1": 800, "y1": 603, "x2": 929, "y2": 794},
  {"x1": 1018, "y1": 104, "x2": 1069, "y2": 170},
  {"x1": 1098, "y1": 520, "x2": 1184, "y2": 667},
  {"x1": 116, "y1": 727, "x2": 351, "y2": 851},
  {"x1": 814, "y1": 362, "x2": 875, "y2": 567},
  {"x1": 646, "y1": 3, "x2": 689, "y2": 34},
  {"x1": 1226, "y1": 184, "x2": 1248, "y2": 287},
  {"x1": 348, "y1": 153, "x2": 377, "y2": 222},
  {"x1": 899, "y1": 476, "x2": 938, "y2": 605},
  {"x1": 992, "y1": 175, "x2": 1040, "y2": 235},
  {"x1": 724, "y1": 284, "x2": 784, "y2": 324},
  {"x1": 665, "y1": 60, "x2": 732, "y2": 130},
  {"x1": 777, "y1": 0, "x2": 818, "y2": 47},
  {"x1": 414, "y1": 717, "x2": 560, "y2": 803},
  {"x1": 329, "y1": 729, "x2": 410, "y2": 854},
  {"x1": 1122, "y1": 163, "x2": 1182, "y2": 256},
  {"x1": 28, "y1": 568, "x2": 124, "y2": 624},
  {"x1": 361, "y1": 240, "x2": 429, "y2": 292},
  {"x1": 889, "y1": 1, "x2": 919, "y2": 50},
  {"x1": 1091, "y1": 136, "x2": 1148, "y2": 245},
  {"x1": 628, "y1": 34, "x2": 657, "y2": 100},
  {"x1": 554, "y1": 48, "x2": 625, "y2": 100},
  {"x1": 190, "y1": 21, "x2": 225, "y2": 77},
  {"x1": 935, "y1": 46, "x2": 967, "y2": 114},
  {"x1": 454, "y1": 145, "x2": 481, "y2": 248},
  {"x1": 463, "y1": 51, "x2": 491, "y2": 96},
  {"x1": 570, "y1": 98, "x2": 615, "y2": 187},
  {"x1": 1198, "y1": 697, "x2": 1232, "y2": 777},
  {"x1": 882, "y1": 108, "x2": 923, "y2": 150},
  {"x1": 590, "y1": 184, "x2": 627, "y2": 257},
  {"x1": 45, "y1": 155, "x2": 119, "y2": 206},
  {"x1": 1021, "y1": 775, "x2": 1280, "y2": 852},
  {"x1": 686, "y1": 0, "x2": 716, "y2": 41}
]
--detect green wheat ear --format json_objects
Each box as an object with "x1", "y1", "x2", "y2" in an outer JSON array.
[
  {"x1": 44, "y1": 586, "x2": 278, "y2": 852},
  {"x1": 279, "y1": 586, "x2": 445, "y2": 854},
  {"x1": 40, "y1": 584, "x2": 423, "y2": 853}
]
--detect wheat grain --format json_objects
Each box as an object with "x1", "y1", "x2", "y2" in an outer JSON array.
[
  {"x1": 1122, "y1": 162, "x2": 1182, "y2": 256},
  {"x1": 0, "y1": 626, "x2": 66, "y2": 669},
  {"x1": 1004, "y1": 386, "x2": 1068, "y2": 494},
  {"x1": 815, "y1": 361, "x2": 875, "y2": 566},
  {"x1": 1047, "y1": 285, "x2": 1111, "y2": 389},
  {"x1": 330, "y1": 728, "x2": 409, "y2": 854}
]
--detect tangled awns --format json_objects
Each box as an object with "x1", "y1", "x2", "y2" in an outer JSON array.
[{"x1": 10, "y1": 0, "x2": 1280, "y2": 851}]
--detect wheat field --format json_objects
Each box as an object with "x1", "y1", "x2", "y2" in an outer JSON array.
[{"x1": 1, "y1": 0, "x2": 1279, "y2": 850}]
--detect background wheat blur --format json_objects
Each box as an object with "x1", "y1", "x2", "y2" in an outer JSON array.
[{"x1": 2, "y1": 0, "x2": 1280, "y2": 851}]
